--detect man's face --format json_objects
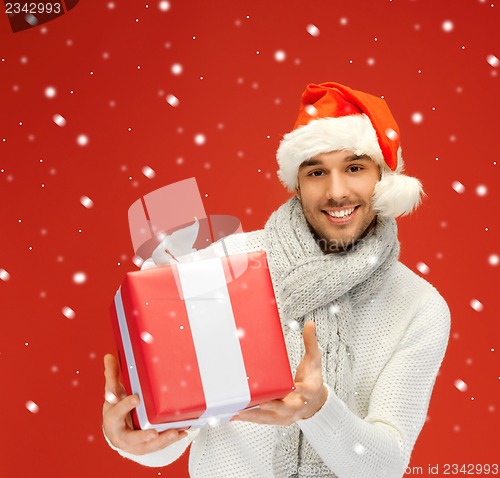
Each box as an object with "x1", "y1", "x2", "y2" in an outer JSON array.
[{"x1": 296, "y1": 150, "x2": 380, "y2": 253}]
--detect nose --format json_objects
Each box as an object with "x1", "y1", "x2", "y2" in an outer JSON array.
[{"x1": 326, "y1": 171, "x2": 349, "y2": 201}]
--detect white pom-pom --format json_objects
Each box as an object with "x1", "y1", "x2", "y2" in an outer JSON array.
[{"x1": 372, "y1": 173, "x2": 423, "y2": 217}]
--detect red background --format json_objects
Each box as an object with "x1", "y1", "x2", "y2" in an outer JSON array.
[{"x1": 1, "y1": 1, "x2": 498, "y2": 477}]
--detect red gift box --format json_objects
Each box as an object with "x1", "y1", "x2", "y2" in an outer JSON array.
[{"x1": 110, "y1": 250, "x2": 294, "y2": 431}]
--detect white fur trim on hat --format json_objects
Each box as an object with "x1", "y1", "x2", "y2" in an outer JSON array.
[{"x1": 277, "y1": 114, "x2": 385, "y2": 192}]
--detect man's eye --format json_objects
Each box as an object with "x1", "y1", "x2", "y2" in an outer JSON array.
[
  {"x1": 347, "y1": 166, "x2": 362, "y2": 173},
  {"x1": 309, "y1": 170, "x2": 324, "y2": 177}
]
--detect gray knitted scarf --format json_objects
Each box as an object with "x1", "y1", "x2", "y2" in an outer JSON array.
[{"x1": 264, "y1": 196, "x2": 399, "y2": 478}]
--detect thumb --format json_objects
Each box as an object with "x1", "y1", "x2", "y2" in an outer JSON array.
[{"x1": 302, "y1": 321, "x2": 321, "y2": 360}]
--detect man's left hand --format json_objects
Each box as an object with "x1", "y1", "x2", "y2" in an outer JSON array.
[{"x1": 233, "y1": 320, "x2": 327, "y2": 426}]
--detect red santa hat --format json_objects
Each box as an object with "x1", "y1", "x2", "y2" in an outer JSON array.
[{"x1": 276, "y1": 82, "x2": 423, "y2": 218}]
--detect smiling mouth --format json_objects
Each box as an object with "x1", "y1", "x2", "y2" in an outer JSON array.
[{"x1": 323, "y1": 206, "x2": 359, "y2": 218}]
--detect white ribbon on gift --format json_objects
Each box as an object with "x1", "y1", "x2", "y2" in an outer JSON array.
[{"x1": 114, "y1": 254, "x2": 251, "y2": 431}]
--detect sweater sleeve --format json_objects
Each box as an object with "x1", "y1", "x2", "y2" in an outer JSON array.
[
  {"x1": 298, "y1": 290, "x2": 450, "y2": 478},
  {"x1": 104, "y1": 428, "x2": 199, "y2": 468}
]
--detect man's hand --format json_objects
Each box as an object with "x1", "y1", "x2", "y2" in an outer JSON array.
[
  {"x1": 102, "y1": 354, "x2": 187, "y2": 455},
  {"x1": 233, "y1": 321, "x2": 327, "y2": 426}
]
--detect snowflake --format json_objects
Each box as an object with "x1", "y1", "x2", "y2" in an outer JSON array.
[
  {"x1": 80, "y1": 196, "x2": 94, "y2": 208},
  {"x1": 470, "y1": 299, "x2": 484, "y2": 312},
  {"x1": 62, "y1": 306, "x2": 76, "y2": 319},
  {"x1": 44, "y1": 86, "x2": 56, "y2": 98},
  {"x1": 142, "y1": 166, "x2": 156, "y2": 179},
  {"x1": 454, "y1": 379, "x2": 468, "y2": 392},
  {"x1": 416, "y1": 262, "x2": 430, "y2": 275},
  {"x1": 476, "y1": 185, "x2": 487, "y2": 196},
  {"x1": 353, "y1": 443, "x2": 366, "y2": 455},
  {"x1": 194, "y1": 134, "x2": 206, "y2": 145},
  {"x1": 411, "y1": 112, "x2": 423, "y2": 124},
  {"x1": 306, "y1": 24, "x2": 320, "y2": 37},
  {"x1": 171, "y1": 63, "x2": 183, "y2": 75},
  {"x1": 451, "y1": 181, "x2": 465, "y2": 193},
  {"x1": 77, "y1": 134, "x2": 89, "y2": 146},
  {"x1": 166, "y1": 94, "x2": 179, "y2": 107},
  {"x1": 0, "y1": 268, "x2": 10, "y2": 281},
  {"x1": 140, "y1": 331, "x2": 154, "y2": 344},
  {"x1": 53, "y1": 114, "x2": 66, "y2": 127},
  {"x1": 25, "y1": 401, "x2": 40, "y2": 413},
  {"x1": 159, "y1": 1, "x2": 170, "y2": 11},
  {"x1": 274, "y1": 50, "x2": 286, "y2": 62},
  {"x1": 442, "y1": 20, "x2": 454, "y2": 32},
  {"x1": 486, "y1": 54, "x2": 499, "y2": 67},
  {"x1": 73, "y1": 272, "x2": 87, "y2": 284}
]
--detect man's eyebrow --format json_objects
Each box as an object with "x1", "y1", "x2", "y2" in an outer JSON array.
[
  {"x1": 345, "y1": 154, "x2": 371, "y2": 162},
  {"x1": 299, "y1": 154, "x2": 371, "y2": 168},
  {"x1": 299, "y1": 158, "x2": 323, "y2": 168}
]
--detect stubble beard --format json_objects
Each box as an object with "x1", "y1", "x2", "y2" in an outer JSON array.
[{"x1": 301, "y1": 200, "x2": 377, "y2": 254}]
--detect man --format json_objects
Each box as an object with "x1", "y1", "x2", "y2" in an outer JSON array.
[{"x1": 103, "y1": 82, "x2": 450, "y2": 477}]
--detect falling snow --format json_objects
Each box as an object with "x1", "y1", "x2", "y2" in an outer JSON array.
[
  {"x1": 73, "y1": 272, "x2": 87, "y2": 284},
  {"x1": 142, "y1": 166, "x2": 156, "y2": 179},
  {"x1": 329, "y1": 304, "x2": 340, "y2": 315},
  {"x1": 62, "y1": 306, "x2": 76, "y2": 319},
  {"x1": 0, "y1": 268, "x2": 10, "y2": 281},
  {"x1": 411, "y1": 112, "x2": 423, "y2": 124},
  {"x1": 305, "y1": 104, "x2": 318, "y2": 117},
  {"x1": 166, "y1": 94, "x2": 179, "y2": 107},
  {"x1": 353, "y1": 443, "x2": 366, "y2": 455},
  {"x1": 385, "y1": 128, "x2": 399, "y2": 141},
  {"x1": 274, "y1": 50, "x2": 286, "y2": 62},
  {"x1": 486, "y1": 54, "x2": 499, "y2": 67},
  {"x1": 286, "y1": 319, "x2": 300, "y2": 331},
  {"x1": 306, "y1": 24, "x2": 320, "y2": 37},
  {"x1": 77, "y1": 134, "x2": 89, "y2": 146},
  {"x1": 488, "y1": 254, "x2": 499, "y2": 266},
  {"x1": 416, "y1": 262, "x2": 430, "y2": 275},
  {"x1": 452, "y1": 181, "x2": 465, "y2": 193},
  {"x1": 470, "y1": 299, "x2": 484, "y2": 312},
  {"x1": 44, "y1": 86, "x2": 56, "y2": 98},
  {"x1": 52, "y1": 114, "x2": 66, "y2": 127},
  {"x1": 80, "y1": 195, "x2": 94, "y2": 208},
  {"x1": 140, "y1": 331, "x2": 154, "y2": 344},
  {"x1": 207, "y1": 416, "x2": 220, "y2": 427},
  {"x1": 475, "y1": 185, "x2": 488, "y2": 196},
  {"x1": 367, "y1": 255, "x2": 379, "y2": 267},
  {"x1": 25, "y1": 400, "x2": 40, "y2": 413},
  {"x1": 133, "y1": 256, "x2": 144, "y2": 268},
  {"x1": 171, "y1": 63, "x2": 183, "y2": 75},
  {"x1": 442, "y1": 20, "x2": 454, "y2": 32},
  {"x1": 454, "y1": 379, "x2": 468, "y2": 392},
  {"x1": 194, "y1": 134, "x2": 206, "y2": 145},
  {"x1": 158, "y1": 0, "x2": 170, "y2": 11}
]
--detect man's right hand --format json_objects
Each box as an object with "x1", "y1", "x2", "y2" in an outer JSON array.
[{"x1": 102, "y1": 354, "x2": 188, "y2": 455}]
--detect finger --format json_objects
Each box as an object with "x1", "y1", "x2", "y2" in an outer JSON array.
[
  {"x1": 104, "y1": 354, "x2": 127, "y2": 399},
  {"x1": 104, "y1": 354, "x2": 121, "y2": 393},
  {"x1": 302, "y1": 321, "x2": 321, "y2": 361},
  {"x1": 233, "y1": 408, "x2": 279, "y2": 424},
  {"x1": 104, "y1": 394, "x2": 140, "y2": 431},
  {"x1": 136, "y1": 429, "x2": 189, "y2": 455},
  {"x1": 259, "y1": 399, "x2": 290, "y2": 412},
  {"x1": 120, "y1": 428, "x2": 189, "y2": 455}
]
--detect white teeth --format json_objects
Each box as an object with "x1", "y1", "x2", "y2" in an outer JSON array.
[{"x1": 326, "y1": 207, "x2": 355, "y2": 218}]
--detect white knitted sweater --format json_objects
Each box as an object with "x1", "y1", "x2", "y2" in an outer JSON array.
[{"x1": 111, "y1": 229, "x2": 450, "y2": 478}]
